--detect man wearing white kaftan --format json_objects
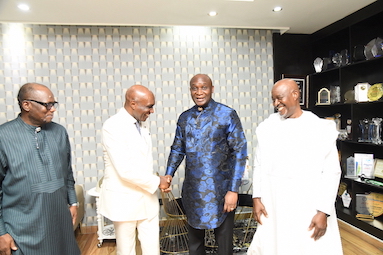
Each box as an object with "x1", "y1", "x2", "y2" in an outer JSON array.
[{"x1": 248, "y1": 79, "x2": 343, "y2": 255}]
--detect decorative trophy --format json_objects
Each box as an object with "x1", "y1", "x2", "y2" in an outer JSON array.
[
  {"x1": 317, "y1": 88, "x2": 330, "y2": 105},
  {"x1": 359, "y1": 119, "x2": 371, "y2": 143},
  {"x1": 330, "y1": 86, "x2": 341, "y2": 104},
  {"x1": 371, "y1": 117, "x2": 382, "y2": 145},
  {"x1": 355, "y1": 83, "x2": 371, "y2": 102},
  {"x1": 334, "y1": 113, "x2": 341, "y2": 131}
]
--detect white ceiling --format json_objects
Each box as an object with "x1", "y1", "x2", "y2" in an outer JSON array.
[{"x1": 0, "y1": 0, "x2": 377, "y2": 34}]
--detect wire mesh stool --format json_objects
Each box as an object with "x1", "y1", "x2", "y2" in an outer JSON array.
[{"x1": 160, "y1": 191, "x2": 189, "y2": 254}]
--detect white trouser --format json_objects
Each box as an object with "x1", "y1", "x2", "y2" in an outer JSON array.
[{"x1": 114, "y1": 215, "x2": 160, "y2": 255}]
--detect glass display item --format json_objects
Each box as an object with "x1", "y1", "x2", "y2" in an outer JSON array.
[
  {"x1": 371, "y1": 37, "x2": 383, "y2": 58},
  {"x1": 313, "y1": 57, "x2": 323, "y2": 73},
  {"x1": 321, "y1": 57, "x2": 331, "y2": 71},
  {"x1": 359, "y1": 119, "x2": 372, "y2": 143},
  {"x1": 338, "y1": 129, "x2": 348, "y2": 141},
  {"x1": 340, "y1": 49, "x2": 349, "y2": 66},
  {"x1": 332, "y1": 53, "x2": 342, "y2": 67},
  {"x1": 330, "y1": 85, "x2": 341, "y2": 104},
  {"x1": 364, "y1": 38, "x2": 376, "y2": 60},
  {"x1": 371, "y1": 117, "x2": 382, "y2": 145},
  {"x1": 363, "y1": 37, "x2": 383, "y2": 60}
]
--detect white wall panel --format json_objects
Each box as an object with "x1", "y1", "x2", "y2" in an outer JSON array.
[{"x1": 0, "y1": 24, "x2": 275, "y2": 226}]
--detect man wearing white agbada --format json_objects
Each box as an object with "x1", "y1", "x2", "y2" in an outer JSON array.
[{"x1": 248, "y1": 79, "x2": 343, "y2": 255}]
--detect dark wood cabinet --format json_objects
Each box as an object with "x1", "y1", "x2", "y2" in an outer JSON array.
[{"x1": 308, "y1": 10, "x2": 383, "y2": 240}]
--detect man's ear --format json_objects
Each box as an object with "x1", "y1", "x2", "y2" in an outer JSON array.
[
  {"x1": 292, "y1": 90, "x2": 300, "y2": 101},
  {"x1": 130, "y1": 100, "x2": 136, "y2": 110},
  {"x1": 21, "y1": 101, "x2": 30, "y2": 112}
]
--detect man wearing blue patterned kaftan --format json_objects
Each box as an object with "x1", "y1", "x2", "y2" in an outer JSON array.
[
  {"x1": 165, "y1": 74, "x2": 247, "y2": 255},
  {"x1": 0, "y1": 83, "x2": 80, "y2": 255}
]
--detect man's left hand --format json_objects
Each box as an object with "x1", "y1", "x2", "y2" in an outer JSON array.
[
  {"x1": 308, "y1": 211, "x2": 328, "y2": 241},
  {"x1": 69, "y1": 205, "x2": 78, "y2": 226}
]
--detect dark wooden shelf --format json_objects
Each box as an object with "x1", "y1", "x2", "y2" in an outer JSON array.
[
  {"x1": 336, "y1": 197, "x2": 383, "y2": 239},
  {"x1": 344, "y1": 177, "x2": 383, "y2": 191},
  {"x1": 308, "y1": 10, "x2": 383, "y2": 240}
]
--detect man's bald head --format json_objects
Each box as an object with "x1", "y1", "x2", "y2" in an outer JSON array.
[
  {"x1": 272, "y1": 79, "x2": 300, "y2": 97},
  {"x1": 272, "y1": 79, "x2": 302, "y2": 119},
  {"x1": 190, "y1": 74, "x2": 213, "y2": 87},
  {"x1": 124, "y1": 85, "x2": 155, "y2": 122},
  {"x1": 18, "y1": 83, "x2": 49, "y2": 109},
  {"x1": 125, "y1": 85, "x2": 154, "y2": 104}
]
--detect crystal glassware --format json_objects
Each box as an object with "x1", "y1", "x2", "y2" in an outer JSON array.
[
  {"x1": 371, "y1": 117, "x2": 382, "y2": 145},
  {"x1": 359, "y1": 119, "x2": 371, "y2": 143}
]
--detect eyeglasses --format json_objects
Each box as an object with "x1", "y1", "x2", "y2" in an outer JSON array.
[{"x1": 24, "y1": 99, "x2": 59, "y2": 110}]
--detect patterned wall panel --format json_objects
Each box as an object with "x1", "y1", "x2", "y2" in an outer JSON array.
[{"x1": 0, "y1": 23, "x2": 274, "y2": 226}]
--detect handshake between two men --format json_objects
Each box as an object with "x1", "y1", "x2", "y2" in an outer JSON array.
[{"x1": 158, "y1": 175, "x2": 173, "y2": 193}]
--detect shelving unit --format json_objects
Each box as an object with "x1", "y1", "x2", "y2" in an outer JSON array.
[{"x1": 307, "y1": 10, "x2": 383, "y2": 240}]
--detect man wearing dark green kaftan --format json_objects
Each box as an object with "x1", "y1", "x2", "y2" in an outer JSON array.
[{"x1": 0, "y1": 83, "x2": 80, "y2": 255}]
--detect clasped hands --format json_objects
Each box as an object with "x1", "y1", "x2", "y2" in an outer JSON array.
[{"x1": 159, "y1": 175, "x2": 173, "y2": 193}]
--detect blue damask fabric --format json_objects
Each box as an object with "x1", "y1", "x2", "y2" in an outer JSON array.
[{"x1": 166, "y1": 100, "x2": 247, "y2": 229}]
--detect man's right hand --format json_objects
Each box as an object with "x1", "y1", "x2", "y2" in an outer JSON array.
[
  {"x1": 252, "y1": 197, "x2": 268, "y2": 225},
  {"x1": 159, "y1": 175, "x2": 172, "y2": 192},
  {"x1": 0, "y1": 233, "x2": 17, "y2": 255}
]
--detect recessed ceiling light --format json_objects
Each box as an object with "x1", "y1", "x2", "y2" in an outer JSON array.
[
  {"x1": 18, "y1": 4, "x2": 30, "y2": 11},
  {"x1": 273, "y1": 6, "x2": 282, "y2": 12},
  {"x1": 208, "y1": 11, "x2": 217, "y2": 17}
]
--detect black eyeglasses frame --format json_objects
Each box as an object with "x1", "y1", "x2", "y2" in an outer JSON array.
[{"x1": 24, "y1": 99, "x2": 59, "y2": 110}]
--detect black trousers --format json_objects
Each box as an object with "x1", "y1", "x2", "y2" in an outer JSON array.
[{"x1": 187, "y1": 210, "x2": 235, "y2": 255}]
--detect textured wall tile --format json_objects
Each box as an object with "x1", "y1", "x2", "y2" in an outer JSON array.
[{"x1": 0, "y1": 24, "x2": 275, "y2": 226}]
